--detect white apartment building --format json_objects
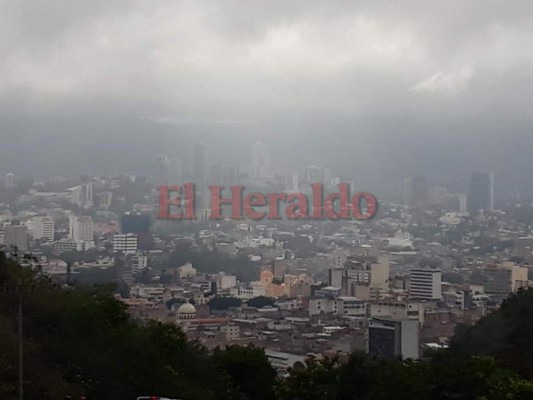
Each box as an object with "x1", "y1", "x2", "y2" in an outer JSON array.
[
  {"x1": 230, "y1": 282, "x2": 266, "y2": 299},
  {"x1": 130, "y1": 254, "x2": 148, "y2": 274},
  {"x1": 53, "y1": 239, "x2": 95, "y2": 253},
  {"x1": 113, "y1": 233, "x2": 138, "y2": 254},
  {"x1": 69, "y1": 216, "x2": 93, "y2": 242},
  {"x1": 309, "y1": 296, "x2": 368, "y2": 317},
  {"x1": 30, "y1": 216, "x2": 55, "y2": 241},
  {"x1": 409, "y1": 268, "x2": 442, "y2": 300}
]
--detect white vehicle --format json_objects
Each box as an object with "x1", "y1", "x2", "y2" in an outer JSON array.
[{"x1": 136, "y1": 397, "x2": 180, "y2": 400}]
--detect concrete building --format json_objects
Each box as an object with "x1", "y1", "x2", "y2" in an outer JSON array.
[
  {"x1": 217, "y1": 273, "x2": 237, "y2": 290},
  {"x1": 69, "y1": 216, "x2": 93, "y2": 242},
  {"x1": 130, "y1": 253, "x2": 148, "y2": 274},
  {"x1": 178, "y1": 263, "x2": 197, "y2": 279},
  {"x1": 220, "y1": 324, "x2": 240, "y2": 341},
  {"x1": 483, "y1": 262, "x2": 529, "y2": 294},
  {"x1": 309, "y1": 296, "x2": 368, "y2": 317},
  {"x1": 367, "y1": 317, "x2": 419, "y2": 359},
  {"x1": 30, "y1": 216, "x2": 55, "y2": 241},
  {"x1": 113, "y1": 233, "x2": 138, "y2": 254},
  {"x1": 53, "y1": 239, "x2": 95, "y2": 253},
  {"x1": 230, "y1": 282, "x2": 266, "y2": 299},
  {"x1": 409, "y1": 268, "x2": 442, "y2": 300},
  {"x1": 371, "y1": 301, "x2": 423, "y2": 324},
  {"x1": 468, "y1": 172, "x2": 494, "y2": 213},
  {"x1": 329, "y1": 255, "x2": 390, "y2": 301}
]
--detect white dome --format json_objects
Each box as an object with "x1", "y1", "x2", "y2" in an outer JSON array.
[{"x1": 177, "y1": 302, "x2": 196, "y2": 315}]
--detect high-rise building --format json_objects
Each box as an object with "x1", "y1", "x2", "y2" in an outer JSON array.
[
  {"x1": 193, "y1": 144, "x2": 206, "y2": 189},
  {"x1": 409, "y1": 268, "x2": 442, "y2": 300},
  {"x1": 120, "y1": 213, "x2": 150, "y2": 234},
  {"x1": 285, "y1": 172, "x2": 299, "y2": 192},
  {"x1": 97, "y1": 191, "x2": 113, "y2": 210},
  {"x1": 411, "y1": 176, "x2": 429, "y2": 208},
  {"x1": 81, "y1": 182, "x2": 93, "y2": 208},
  {"x1": 113, "y1": 233, "x2": 138, "y2": 254},
  {"x1": 251, "y1": 140, "x2": 270, "y2": 180},
  {"x1": 69, "y1": 216, "x2": 93, "y2": 242},
  {"x1": 30, "y1": 216, "x2": 55, "y2": 241},
  {"x1": 156, "y1": 155, "x2": 181, "y2": 186},
  {"x1": 4, "y1": 173, "x2": 15, "y2": 188},
  {"x1": 130, "y1": 253, "x2": 148, "y2": 274},
  {"x1": 156, "y1": 155, "x2": 171, "y2": 186},
  {"x1": 403, "y1": 178, "x2": 413, "y2": 206},
  {"x1": 4, "y1": 225, "x2": 29, "y2": 252},
  {"x1": 304, "y1": 165, "x2": 329, "y2": 185},
  {"x1": 429, "y1": 186, "x2": 447, "y2": 205},
  {"x1": 367, "y1": 317, "x2": 419, "y2": 359},
  {"x1": 468, "y1": 172, "x2": 494, "y2": 213},
  {"x1": 68, "y1": 183, "x2": 93, "y2": 209},
  {"x1": 327, "y1": 255, "x2": 390, "y2": 301}
]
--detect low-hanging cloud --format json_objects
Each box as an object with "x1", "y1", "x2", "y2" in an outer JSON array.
[{"x1": 0, "y1": 0, "x2": 532, "y2": 191}]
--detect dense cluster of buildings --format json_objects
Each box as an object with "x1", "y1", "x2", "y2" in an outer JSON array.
[{"x1": 1, "y1": 142, "x2": 532, "y2": 373}]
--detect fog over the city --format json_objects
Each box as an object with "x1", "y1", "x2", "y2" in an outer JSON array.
[{"x1": 1, "y1": 0, "x2": 532, "y2": 197}]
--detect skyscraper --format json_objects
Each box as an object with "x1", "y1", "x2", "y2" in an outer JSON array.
[
  {"x1": 403, "y1": 178, "x2": 413, "y2": 206},
  {"x1": 411, "y1": 176, "x2": 429, "y2": 208},
  {"x1": 30, "y1": 216, "x2": 55, "y2": 241},
  {"x1": 193, "y1": 144, "x2": 206, "y2": 189},
  {"x1": 156, "y1": 155, "x2": 171, "y2": 186},
  {"x1": 251, "y1": 140, "x2": 270, "y2": 180},
  {"x1": 156, "y1": 155, "x2": 181, "y2": 186},
  {"x1": 467, "y1": 172, "x2": 494, "y2": 213},
  {"x1": 69, "y1": 216, "x2": 94, "y2": 242},
  {"x1": 409, "y1": 268, "x2": 442, "y2": 300}
]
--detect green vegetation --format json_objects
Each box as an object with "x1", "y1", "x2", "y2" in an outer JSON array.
[
  {"x1": 247, "y1": 296, "x2": 276, "y2": 309},
  {"x1": 2, "y1": 252, "x2": 533, "y2": 399},
  {"x1": 208, "y1": 296, "x2": 242, "y2": 311}
]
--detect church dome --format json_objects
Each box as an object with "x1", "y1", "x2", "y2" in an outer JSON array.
[{"x1": 177, "y1": 301, "x2": 197, "y2": 319}]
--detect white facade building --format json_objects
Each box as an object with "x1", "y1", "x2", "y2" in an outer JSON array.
[
  {"x1": 230, "y1": 282, "x2": 266, "y2": 299},
  {"x1": 69, "y1": 216, "x2": 93, "y2": 242},
  {"x1": 309, "y1": 296, "x2": 368, "y2": 317},
  {"x1": 30, "y1": 216, "x2": 55, "y2": 241},
  {"x1": 409, "y1": 268, "x2": 442, "y2": 300},
  {"x1": 113, "y1": 233, "x2": 138, "y2": 254},
  {"x1": 131, "y1": 254, "x2": 148, "y2": 274}
]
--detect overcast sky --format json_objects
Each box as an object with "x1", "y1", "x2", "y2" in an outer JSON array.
[{"x1": 1, "y1": 0, "x2": 532, "y2": 195}]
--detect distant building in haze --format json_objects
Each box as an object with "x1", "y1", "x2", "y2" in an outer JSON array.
[
  {"x1": 193, "y1": 144, "x2": 206, "y2": 189},
  {"x1": 251, "y1": 140, "x2": 270, "y2": 180},
  {"x1": 69, "y1": 216, "x2": 93, "y2": 242},
  {"x1": 467, "y1": 172, "x2": 494, "y2": 213},
  {"x1": 30, "y1": 216, "x2": 55, "y2": 242}
]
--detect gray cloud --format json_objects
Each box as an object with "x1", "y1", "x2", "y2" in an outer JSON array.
[{"x1": 0, "y1": 0, "x2": 532, "y2": 196}]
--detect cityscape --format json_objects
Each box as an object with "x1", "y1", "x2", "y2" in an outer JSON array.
[{"x1": 2, "y1": 1, "x2": 533, "y2": 400}]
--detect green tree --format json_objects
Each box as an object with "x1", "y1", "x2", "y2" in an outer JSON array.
[{"x1": 213, "y1": 345, "x2": 276, "y2": 400}]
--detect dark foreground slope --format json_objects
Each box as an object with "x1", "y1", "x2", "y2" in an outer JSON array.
[{"x1": 1, "y1": 253, "x2": 533, "y2": 400}]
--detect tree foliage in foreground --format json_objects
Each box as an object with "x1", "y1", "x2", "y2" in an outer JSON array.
[{"x1": 2, "y1": 252, "x2": 533, "y2": 400}]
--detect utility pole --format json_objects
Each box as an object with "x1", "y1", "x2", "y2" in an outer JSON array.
[{"x1": 18, "y1": 281, "x2": 23, "y2": 400}]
